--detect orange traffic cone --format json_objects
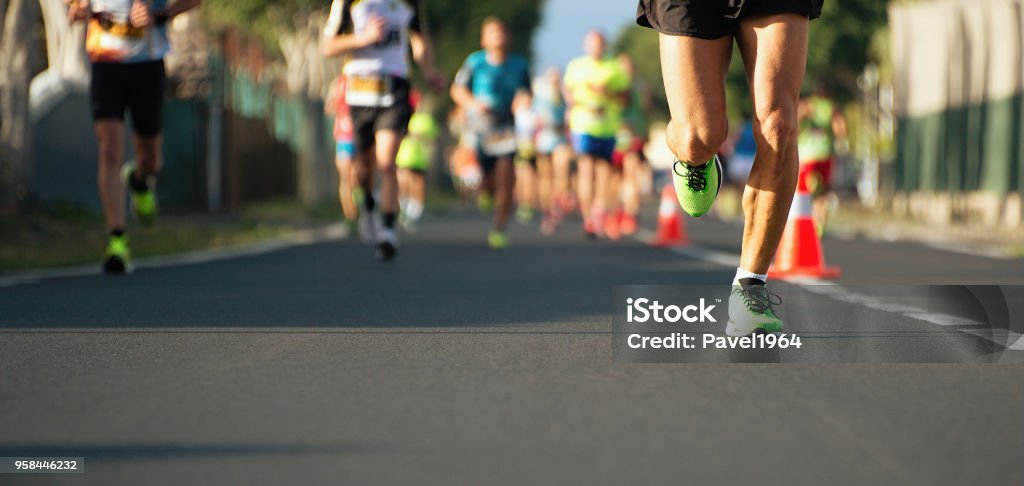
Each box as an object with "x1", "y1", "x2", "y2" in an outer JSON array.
[
  {"x1": 769, "y1": 187, "x2": 840, "y2": 278},
  {"x1": 652, "y1": 184, "x2": 689, "y2": 247}
]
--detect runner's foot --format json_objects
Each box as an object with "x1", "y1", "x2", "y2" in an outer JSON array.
[
  {"x1": 672, "y1": 155, "x2": 722, "y2": 217},
  {"x1": 102, "y1": 234, "x2": 132, "y2": 275},
  {"x1": 376, "y1": 228, "x2": 398, "y2": 262},
  {"x1": 488, "y1": 230, "x2": 508, "y2": 250},
  {"x1": 122, "y1": 164, "x2": 157, "y2": 227},
  {"x1": 726, "y1": 281, "x2": 784, "y2": 336}
]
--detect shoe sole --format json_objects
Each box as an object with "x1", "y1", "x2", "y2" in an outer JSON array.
[
  {"x1": 726, "y1": 320, "x2": 783, "y2": 337},
  {"x1": 102, "y1": 257, "x2": 132, "y2": 275}
]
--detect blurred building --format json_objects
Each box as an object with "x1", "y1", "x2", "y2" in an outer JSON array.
[{"x1": 888, "y1": 0, "x2": 1023, "y2": 228}]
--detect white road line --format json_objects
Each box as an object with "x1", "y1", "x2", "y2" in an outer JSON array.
[
  {"x1": 0, "y1": 223, "x2": 347, "y2": 289},
  {"x1": 635, "y1": 230, "x2": 1019, "y2": 350}
]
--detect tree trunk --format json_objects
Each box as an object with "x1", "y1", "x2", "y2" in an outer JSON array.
[
  {"x1": 38, "y1": 0, "x2": 88, "y2": 82},
  {"x1": 0, "y1": 0, "x2": 41, "y2": 208}
]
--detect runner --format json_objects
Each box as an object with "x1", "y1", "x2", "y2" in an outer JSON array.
[
  {"x1": 68, "y1": 0, "x2": 203, "y2": 274},
  {"x1": 513, "y1": 92, "x2": 539, "y2": 225},
  {"x1": 613, "y1": 54, "x2": 652, "y2": 237},
  {"x1": 563, "y1": 31, "x2": 630, "y2": 239},
  {"x1": 396, "y1": 94, "x2": 440, "y2": 231},
  {"x1": 636, "y1": 0, "x2": 823, "y2": 335},
  {"x1": 322, "y1": 0, "x2": 444, "y2": 262},
  {"x1": 797, "y1": 83, "x2": 846, "y2": 235},
  {"x1": 532, "y1": 68, "x2": 572, "y2": 235},
  {"x1": 325, "y1": 75, "x2": 361, "y2": 237},
  {"x1": 450, "y1": 16, "x2": 532, "y2": 249}
]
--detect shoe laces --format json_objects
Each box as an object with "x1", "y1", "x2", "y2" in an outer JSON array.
[
  {"x1": 737, "y1": 285, "x2": 782, "y2": 315},
  {"x1": 674, "y1": 160, "x2": 707, "y2": 192}
]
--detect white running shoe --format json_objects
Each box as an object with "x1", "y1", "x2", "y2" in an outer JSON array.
[{"x1": 726, "y1": 284, "x2": 784, "y2": 336}]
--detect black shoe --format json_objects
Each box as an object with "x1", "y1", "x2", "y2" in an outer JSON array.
[
  {"x1": 102, "y1": 254, "x2": 129, "y2": 275},
  {"x1": 376, "y1": 241, "x2": 397, "y2": 262}
]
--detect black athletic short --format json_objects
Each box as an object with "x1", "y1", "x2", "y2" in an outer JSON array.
[
  {"x1": 90, "y1": 60, "x2": 166, "y2": 136},
  {"x1": 636, "y1": 0, "x2": 823, "y2": 39},
  {"x1": 348, "y1": 76, "x2": 414, "y2": 152}
]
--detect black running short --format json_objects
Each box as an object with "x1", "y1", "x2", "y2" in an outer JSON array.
[
  {"x1": 90, "y1": 60, "x2": 166, "y2": 136},
  {"x1": 348, "y1": 76, "x2": 414, "y2": 152},
  {"x1": 636, "y1": 0, "x2": 823, "y2": 39}
]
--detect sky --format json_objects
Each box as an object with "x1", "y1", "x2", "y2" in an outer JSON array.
[{"x1": 531, "y1": 0, "x2": 638, "y2": 73}]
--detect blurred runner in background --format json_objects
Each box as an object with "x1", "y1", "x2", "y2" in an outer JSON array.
[
  {"x1": 446, "y1": 106, "x2": 483, "y2": 205},
  {"x1": 513, "y1": 92, "x2": 539, "y2": 225},
  {"x1": 322, "y1": 0, "x2": 444, "y2": 262},
  {"x1": 564, "y1": 31, "x2": 629, "y2": 240},
  {"x1": 68, "y1": 0, "x2": 203, "y2": 274},
  {"x1": 637, "y1": 0, "x2": 822, "y2": 336},
  {"x1": 612, "y1": 54, "x2": 652, "y2": 237},
  {"x1": 325, "y1": 75, "x2": 362, "y2": 237},
  {"x1": 451, "y1": 16, "x2": 532, "y2": 249},
  {"x1": 532, "y1": 68, "x2": 572, "y2": 236},
  {"x1": 396, "y1": 93, "x2": 440, "y2": 232},
  {"x1": 797, "y1": 83, "x2": 846, "y2": 235}
]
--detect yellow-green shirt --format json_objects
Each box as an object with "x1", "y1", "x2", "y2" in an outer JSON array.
[{"x1": 564, "y1": 56, "x2": 629, "y2": 138}]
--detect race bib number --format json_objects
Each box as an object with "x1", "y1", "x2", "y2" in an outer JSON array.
[
  {"x1": 345, "y1": 75, "x2": 394, "y2": 108},
  {"x1": 481, "y1": 127, "x2": 517, "y2": 156}
]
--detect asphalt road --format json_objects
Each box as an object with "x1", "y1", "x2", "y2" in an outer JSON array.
[{"x1": 1, "y1": 210, "x2": 1022, "y2": 485}]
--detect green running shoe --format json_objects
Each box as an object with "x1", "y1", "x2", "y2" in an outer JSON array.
[
  {"x1": 671, "y1": 156, "x2": 722, "y2": 217},
  {"x1": 122, "y1": 164, "x2": 158, "y2": 227},
  {"x1": 102, "y1": 234, "x2": 132, "y2": 275},
  {"x1": 515, "y1": 205, "x2": 534, "y2": 224},
  {"x1": 726, "y1": 284, "x2": 784, "y2": 336},
  {"x1": 488, "y1": 230, "x2": 508, "y2": 250}
]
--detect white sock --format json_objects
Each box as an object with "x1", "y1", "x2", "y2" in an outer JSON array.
[{"x1": 733, "y1": 267, "x2": 768, "y2": 285}]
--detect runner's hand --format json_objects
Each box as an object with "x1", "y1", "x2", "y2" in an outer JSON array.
[
  {"x1": 67, "y1": 0, "x2": 91, "y2": 23},
  {"x1": 359, "y1": 16, "x2": 387, "y2": 47},
  {"x1": 130, "y1": 0, "x2": 153, "y2": 28}
]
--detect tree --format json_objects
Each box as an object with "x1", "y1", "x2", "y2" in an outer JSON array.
[{"x1": 0, "y1": 0, "x2": 41, "y2": 208}]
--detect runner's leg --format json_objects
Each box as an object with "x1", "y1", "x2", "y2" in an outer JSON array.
[
  {"x1": 374, "y1": 129, "x2": 402, "y2": 222},
  {"x1": 96, "y1": 121, "x2": 126, "y2": 232},
  {"x1": 736, "y1": 13, "x2": 808, "y2": 273},
  {"x1": 494, "y1": 157, "x2": 515, "y2": 231},
  {"x1": 659, "y1": 34, "x2": 732, "y2": 168}
]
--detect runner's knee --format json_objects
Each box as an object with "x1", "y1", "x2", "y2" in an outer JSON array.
[{"x1": 668, "y1": 120, "x2": 725, "y2": 164}]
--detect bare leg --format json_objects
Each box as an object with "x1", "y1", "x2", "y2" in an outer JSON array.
[
  {"x1": 536, "y1": 155, "x2": 553, "y2": 214},
  {"x1": 493, "y1": 158, "x2": 515, "y2": 231},
  {"x1": 95, "y1": 120, "x2": 126, "y2": 232},
  {"x1": 659, "y1": 34, "x2": 732, "y2": 167},
  {"x1": 622, "y1": 152, "x2": 641, "y2": 216},
  {"x1": 576, "y1": 154, "x2": 595, "y2": 225},
  {"x1": 132, "y1": 133, "x2": 162, "y2": 178},
  {"x1": 373, "y1": 130, "x2": 402, "y2": 217},
  {"x1": 356, "y1": 147, "x2": 376, "y2": 202},
  {"x1": 736, "y1": 14, "x2": 809, "y2": 273},
  {"x1": 336, "y1": 157, "x2": 358, "y2": 221}
]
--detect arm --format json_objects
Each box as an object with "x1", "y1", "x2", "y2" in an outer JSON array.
[
  {"x1": 131, "y1": 0, "x2": 202, "y2": 29},
  {"x1": 450, "y1": 59, "x2": 487, "y2": 113},
  {"x1": 165, "y1": 0, "x2": 201, "y2": 19},
  {"x1": 320, "y1": 0, "x2": 384, "y2": 58},
  {"x1": 409, "y1": 31, "x2": 444, "y2": 91},
  {"x1": 321, "y1": 17, "x2": 384, "y2": 57}
]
